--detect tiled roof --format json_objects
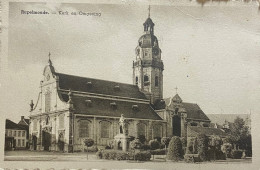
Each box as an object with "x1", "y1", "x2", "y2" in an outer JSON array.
[
  {"x1": 61, "y1": 94, "x2": 163, "y2": 120},
  {"x1": 5, "y1": 119, "x2": 27, "y2": 130},
  {"x1": 188, "y1": 126, "x2": 227, "y2": 137},
  {"x1": 56, "y1": 73, "x2": 147, "y2": 100},
  {"x1": 182, "y1": 102, "x2": 210, "y2": 121},
  {"x1": 207, "y1": 114, "x2": 250, "y2": 125}
]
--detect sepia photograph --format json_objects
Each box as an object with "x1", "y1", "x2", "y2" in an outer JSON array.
[{"x1": 0, "y1": 0, "x2": 259, "y2": 169}]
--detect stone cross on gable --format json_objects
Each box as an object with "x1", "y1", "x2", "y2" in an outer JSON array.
[{"x1": 175, "y1": 86, "x2": 178, "y2": 94}]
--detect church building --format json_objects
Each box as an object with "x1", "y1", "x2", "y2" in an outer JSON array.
[{"x1": 28, "y1": 10, "x2": 212, "y2": 152}]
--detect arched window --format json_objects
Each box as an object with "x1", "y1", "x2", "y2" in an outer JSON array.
[
  {"x1": 79, "y1": 120, "x2": 91, "y2": 138},
  {"x1": 153, "y1": 124, "x2": 162, "y2": 138},
  {"x1": 144, "y1": 75, "x2": 149, "y2": 82},
  {"x1": 45, "y1": 91, "x2": 51, "y2": 112},
  {"x1": 135, "y1": 76, "x2": 138, "y2": 85},
  {"x1": 101, "y1": 121, "x2": 111, "y2": 138},
  {"x1": 155, "y1": 76, "x2": 159, "y2": 87},
  {"x1": 137, "y1": 123, "x2": 146, "y2": 137}
]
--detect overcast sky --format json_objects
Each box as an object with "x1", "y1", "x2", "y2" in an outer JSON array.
[{"x1": 1, "y1": 2, "x2": 260, "y2": 122}]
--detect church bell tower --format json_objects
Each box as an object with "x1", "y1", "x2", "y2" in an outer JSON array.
[{"x1": 133, "y1": 6, "x2": 164, "y2": 104}]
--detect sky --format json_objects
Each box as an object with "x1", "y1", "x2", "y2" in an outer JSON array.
[{"x1": 1, "y1": 1, "x2": 260, "y2": 122}]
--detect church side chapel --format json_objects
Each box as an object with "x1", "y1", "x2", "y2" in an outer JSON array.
[{"x1": 28, "y1": 8, "x2": 220, "y2": 152}]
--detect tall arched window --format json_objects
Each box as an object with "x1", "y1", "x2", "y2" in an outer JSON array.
[
  {"x1": 135, "y1": 76, "x2": 138, "y2": 85},
  {"x1": 101, "y1": 121, "x2": 111, "y2": 138},
  {"x1": 153, "y1": 124, "x2": 162, "y2": 138},
  {"x1": 155, "y1": 76, "x2": 159, "y2": 87},
  {"x1": 137, "y1": 123, "x2": 146, "y2": 137},
  {"x1": 79, "y1": 120, "x2": 91, "y2": 138},
  {"x1": 45, "y1": 91, "x2": 51, "y2": 112}
]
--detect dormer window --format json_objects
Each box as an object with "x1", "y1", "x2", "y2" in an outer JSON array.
[
  {"x1": 114, "y1": 85, "x2": 120, "y2": 91},
  {"x1": 190, "y1": 122, "x2": 198, "y2": 126},
  {"x1": 86, "y1": 81, "x2": 92, "y2": 88},
  {"x1": 110, "y1": 102, "x2": 117, "y2": 110},
  {"x1": 132, "y1": 105, "x2": 139, "y2": 111},
  {"x1": 85, "y1": 99, "x2": 92, "y2": 107}
]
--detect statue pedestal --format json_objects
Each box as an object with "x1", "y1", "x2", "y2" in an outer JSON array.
[{"x1": 114, "y1": 134, "x2": 130, "y2": 152}]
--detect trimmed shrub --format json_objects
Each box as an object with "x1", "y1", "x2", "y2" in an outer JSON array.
[
  {"x1": 96, "y1": 150, "x2": 102, "y2": 159},
  {"x1": 149, "y1": 140, "x2": 160, "y2": 150},
  {"x1": 231, "y1": 150, "x2": 243, "y2": 159},
  {"x1": 105, "y1": 145, "x2": 112, "y2": 149},
  {"x1": 180, "y1": 137, "x2": 187, "y2": 148},
  {"x1": 135, "y1": 151, "x2": 151, "y2": 161},
  {"x1": 196, "y1": 134, "x2": 209, "y2": 161},
  {"x1": 84, "y1": 138, "x2": 94, "y2": 147},
  {"x1": 116, "y1": 152, "x2": 130, "y2": 160},
  {"x1": 154, "y1": 137, "x2": 161, "y2": 143},
  {"x1": 167, "y1": 136, "x2": 183, "y2": 161},
  {"x1": 150, "y1": 149, "x2": 166, "y2": 155},
  {"x1": 184, "y1": 154, "x2": 201, "y2": 163},
  {"x1": 130, "y1": 138, "x2": 142, "y2": 149},
  {"x1": 221, "y1": 143, "x2": 232, "y2": 158},
  {"x1": 141, "y1": 144, "x2": 151, "y2": 150},
  {"x1": 138, "y1": 135, "x2": 146, "y2": 144},
  {"x1": 161, "y1": 137, "x2": 171, "y2": 147}
]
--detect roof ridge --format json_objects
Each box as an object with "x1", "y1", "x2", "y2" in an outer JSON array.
[{"x1": 55, "y1": 72, "x2": 137, "y2": 87}]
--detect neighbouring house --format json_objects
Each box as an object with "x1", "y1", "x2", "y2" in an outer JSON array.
[
  {"x1": 5, "y1": 119, "x2": 28, "y2": 150},
  {"x1": 18, "y1": 116, "x2": 30, "y2": 148}
]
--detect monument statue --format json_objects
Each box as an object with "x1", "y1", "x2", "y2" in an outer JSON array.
[{"x1": 119, "y1": 114, "x2": 125, "y2": 134}]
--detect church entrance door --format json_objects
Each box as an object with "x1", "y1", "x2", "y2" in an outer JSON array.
[
  {"x1": 58, "y1": 133, "x2": 65, "y2": 151},
  {"x1": 32, "y1": 135, "x2": 37, "y2": 150},
  {"x1": 42, "y1": 131, "x2": 51, "y2": 151},
  {"x1": 172, "y1": 115, "x2": 181, "y2": 137}
]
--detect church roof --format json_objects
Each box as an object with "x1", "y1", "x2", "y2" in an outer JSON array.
[
  {"x1": 188, "y1": 126, "x2": 227, "y2": 137},
  {"x1": 59, "y1": 94, "x2": 163, "y2": 120},
  {"x1": 160, "y1": 97, "x2": 210, "y2": 121},
  {"x1": 138, "y1": 34, "x2": 158, "y2": 48},
  {"x1": 56, "y1": 73, "x2": 147, "y2": 100},
  {"x1": 172, "y1": 94, "x2": 182, "y2": 103},
  {"x1": 143, "y1": 17, "x2": 154, "y2": 26},
  {"x1": 182, "y1": 102, "x2": 210, "y2": 121}
]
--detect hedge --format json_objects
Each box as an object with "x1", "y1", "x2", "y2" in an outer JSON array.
[
  {"x1": 150, "y1": 149, "x2": 166, "y2": 155},
  {"x1": 184, "y1": 154, "x2": 201, "y2": 163},
  {"x1": 231, "y1": 150, "x2": 243, "y2": 159},
  {"x1": 96, "y1": 150, "x2": 151, "y2": 161}
]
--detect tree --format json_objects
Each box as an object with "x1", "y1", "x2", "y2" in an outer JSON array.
[
  {"x1": 167, "y1": 136, "x2": 183, "y2": 161},
  {"x1": 229, "y1": 117, "x2": 251, "y2": 151},
  {"x1": 84, "y1": 138, "x2": 94, "y2": 160},
  {"x1": 196, "y1": 133, "x2": 209, "y2": 161}
]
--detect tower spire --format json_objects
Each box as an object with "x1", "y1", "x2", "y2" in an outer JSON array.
[
  {"x1": 148, "y1": 5, "x2": 151, "y2": 18},
  {"x1": 48, "y1": 52, "x2": 52, "y2": 66}
]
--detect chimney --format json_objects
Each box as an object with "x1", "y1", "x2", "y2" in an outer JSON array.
[{"x1": 21, "y1": 116, "x2": 24, "y2": 120}]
